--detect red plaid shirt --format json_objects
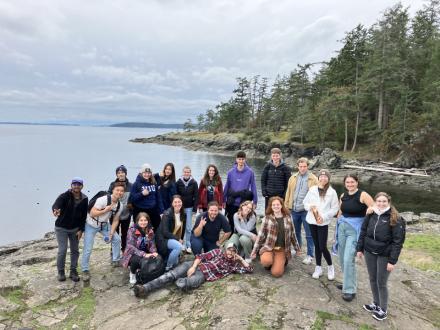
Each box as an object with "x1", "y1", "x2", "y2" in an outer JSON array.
[{"x1": 196, "y1": 249, "x2": 253, "y2": 281}]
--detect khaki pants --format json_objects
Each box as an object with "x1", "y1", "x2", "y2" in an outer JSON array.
[{"x1": 260, "y1": 250, "x2": 286, "y2": 278}]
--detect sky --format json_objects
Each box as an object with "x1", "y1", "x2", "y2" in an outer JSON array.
[{"x1": 0, "y1": 0, "x2": 427, "y2": 125}]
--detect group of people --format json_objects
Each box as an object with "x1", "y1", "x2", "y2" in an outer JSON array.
[{"x1": 52, "y1": 148, "x2": 405, "y2": 322}]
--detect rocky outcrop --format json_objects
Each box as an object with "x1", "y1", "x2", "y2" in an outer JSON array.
[{"x1": 0, "y1": 227, "x2": 439, "y2": 329}]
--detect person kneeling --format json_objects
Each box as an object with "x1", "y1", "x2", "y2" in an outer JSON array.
[
  {"x1": 251, "y1": 196, "x2": 300, "y2": 277},
  {"x1": 134, "y1": 242, "x2": 253, "y2": 298},
  {"x1": 121, "y1": 212, "x2": 158, "y2": 285}
]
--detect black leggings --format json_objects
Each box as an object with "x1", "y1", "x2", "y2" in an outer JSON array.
[
  {"x1": 129, "y1": 254, "x2": 143, "y2": 274},
  {"x1": 309, "y1": 224, "x2": 332, "y2": 266}
]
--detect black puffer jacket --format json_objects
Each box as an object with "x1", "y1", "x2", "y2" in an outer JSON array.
[
  {"x1": 155, "y1": 208, "x2": 186, "y2": 257},
  {"x1": 52, "y1": 190, "x2": 88, "y2": 231},
  {"x1": 176, "y1": 178, "x2": 198, "y2": 211},
  {"x1": 356, "y1": 209, "x2": 406, "y2": 265},
  {"x1": 261, "y1": 161, "x2": 292, "y2": 198}
]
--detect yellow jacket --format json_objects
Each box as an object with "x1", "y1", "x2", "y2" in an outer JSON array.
[{"x1": 284, "y1": 172, "x2": 318, "y2": 210}]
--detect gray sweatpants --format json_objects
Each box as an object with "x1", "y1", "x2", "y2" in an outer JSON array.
[
  {"x1": 364, "y1": 250, "x2": 391, "y2": 311},
  {"x1": 142, "y1": 261, "x2": 205, "y2": 293},
  {"x1": 55, "y1": 226, "x2": 80, "y2": 273}
]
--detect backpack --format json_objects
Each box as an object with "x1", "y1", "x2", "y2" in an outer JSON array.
[
  {"x1": 136, "y1": 255, "x2": 165, "y2": 284},
  {"x1": 88, "y1": 191, "x2": 121, "y2": 223}
]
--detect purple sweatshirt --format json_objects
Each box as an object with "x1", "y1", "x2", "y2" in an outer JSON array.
[{"x1": 223, "y1": 164, "x2": 258, "y2": 206}]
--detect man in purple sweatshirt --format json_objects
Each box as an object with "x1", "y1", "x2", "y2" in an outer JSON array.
[{"x1": 223, "y1": 151, "x2": 258, "y2": 232}]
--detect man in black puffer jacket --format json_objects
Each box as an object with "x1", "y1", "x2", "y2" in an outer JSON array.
[
  {"x1": 261, "y1": 148, "x2": 292, "y2": 210},
  {"x1": 52, "y1": 177, "x2": 88, "y2": 282}
]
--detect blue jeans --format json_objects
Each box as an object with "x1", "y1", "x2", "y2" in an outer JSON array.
[
  {"x1": 167, "y1": 239, "x2": 183, "y2": 269},
  {"x1": 81, "y1": 222, "x2": 121, "y2": 272},
  {"x1": 183, "y1": 208, "x2": 193, "y2": 249},
  {"x1": 292, "y1": 210, "x2": 314, "y2": 257},
  {"x1": 190, "y1": 235, "x2": 218, "y2": 255},
  {"x1": 338, "y1": 221, "x2": 358, "y2": 294}
]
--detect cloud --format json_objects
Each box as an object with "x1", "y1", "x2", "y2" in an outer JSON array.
[{"x1": 0, "y1": 0, "x2": 428, "y2": 123}]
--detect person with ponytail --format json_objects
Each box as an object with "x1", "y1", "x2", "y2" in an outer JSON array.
[
  {"x1": 303, "y1": 169, "x2": 339, "y2": 280},
  {"x1": 356, "y1": 192, "x2": 406, "y2": 322}
]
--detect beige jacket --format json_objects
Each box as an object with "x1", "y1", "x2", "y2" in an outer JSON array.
[{"x1": 284, "y1": 171, "x2": 318, "y2": 210}]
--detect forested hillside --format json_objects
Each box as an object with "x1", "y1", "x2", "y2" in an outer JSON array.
[{"x1": 189, "y1": 1, "x2": 440, "y2": 166}]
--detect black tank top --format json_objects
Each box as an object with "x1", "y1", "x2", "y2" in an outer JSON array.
[{"x1": 341, "y1": 189, "x2": 367, "y2": 218}]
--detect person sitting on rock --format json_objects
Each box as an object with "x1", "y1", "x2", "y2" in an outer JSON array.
[
  {"x1": 121, "y1": 212, "x2": 158, "y2": 285},
  {"x1": 226, "y1": 200, "x2": 257, "y2": 263},
  {"x1": 52, "y1": 177, "x2": 88, "y2": 282},
  {"x1": 251, "y1": 196, "x2": 300, "y2": 277},
  {"x1": 133, "y1": 242, "x2": 253, "y2": 297},
  {"x1": 155, "y1": 195, "x2": 186, "y2": 271},
  {"x1": 190, "y1": 201, "x2": 232, "y2": 255}
]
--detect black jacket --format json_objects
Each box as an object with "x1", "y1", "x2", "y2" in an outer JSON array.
[
  {"x1": 356, "y1": 210, "x2": 406, "y2": 265},
  {"x1": 261, "y1": 161, "x2": 291, "y2": 198},
  {"x1": 155, "y1": 208, "x2": 186, "y2": 257},
  {"x1": 176, "y1": 178, "x2": 198, "y2": 211},
  {"x1": 52, "y1": 190, "x2": 88, "y2": 231}
]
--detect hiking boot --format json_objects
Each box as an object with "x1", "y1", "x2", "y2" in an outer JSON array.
[
  {"x1": 302, "y1": 255, "x2": 313, "y2": 265},
  {"x1": 111, "y1": 260, "x2": 121, "y2": 268},
  {"x1": 129, "y1": 272, "x2": 137, "y2": 285},
  {"x1": 342, "y1": 293, "x2": 356, "y2": 301},
  {"x1": 327, "y1": 265, "x2": 335, "y2": 281},
  {"x1": 69, "y1": 270, "x2": 80, "y2": 282},
  {"x1": 133, "y1": 284, "x2": 148, "y2": 298},
  {"x1": 312, "y1": 266, "x2": 322, "y2": 279},
  {"x1": 363, "y1": 302, "x2": 379, "y2": 313},
  {"x1": 82, "y1": 270, "x2": 90, "y2": 282},
  {"x1": 372, "y1": 307, "x2": 387, "y2": 321},
  {"x1": 57, "y1": 270, "x2": 66, "y2": 282}
]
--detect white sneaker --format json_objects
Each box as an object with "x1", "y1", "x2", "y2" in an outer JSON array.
[
  {"x1": 185, "y1": 247, "x2": 192, "y2": 254},
  {"x1": 312, "y1": 266, "x2": 322, "y2": 279},
  {"x1": 244, "y1": 258, "x2": 252, "y2": 264},
  {"x1": 302, "y1": 255, "x2": 313, "y2": 265},
  {"x1": 129, "y1": 272, "x2": 137, "y2": 285},
  {"x1": 327, "y1": 265, "x2": 335, "y2": 281}
]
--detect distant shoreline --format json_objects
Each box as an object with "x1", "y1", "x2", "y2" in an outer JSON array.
[{"x1": 0, "y1": 121, "x2": 183, "y2": 129}]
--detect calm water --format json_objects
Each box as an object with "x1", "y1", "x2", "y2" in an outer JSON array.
[{"x1": 0, "y1": 124, "x2": 438, "y2": 245}]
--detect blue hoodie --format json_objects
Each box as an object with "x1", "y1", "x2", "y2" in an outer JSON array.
[
  {"x1": 130, "y1": 174, "x2": 164, "y2": 213},
  {"x1": 223, "y1": 164, "x2": 258, "y2": 206}
]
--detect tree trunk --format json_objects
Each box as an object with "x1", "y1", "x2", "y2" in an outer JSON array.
[
  {"x1": 351, "y1": 63, "x2": 360, "y2": 152},
  {"x1": 343, "y1": 117, "x2": 348, "y2": 152},
  {"x1": 378, "y1": 86, "x2": 384, "y2": 130}
]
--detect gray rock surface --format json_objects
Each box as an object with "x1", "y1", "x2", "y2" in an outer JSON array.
[{"x1": 0, "y1": 230, "x2": 439, "y2": 329}]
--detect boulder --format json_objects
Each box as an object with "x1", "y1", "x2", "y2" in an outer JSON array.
[
  {"x1": 419, "y1": 213, "x2": 440, "y2": 222},
  {"x1": 310, "y1": 148, "x2": 342, "y2": 169}
]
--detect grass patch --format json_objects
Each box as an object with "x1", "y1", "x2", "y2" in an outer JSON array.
[
  {"x1": 311, "y1": 311, "x2": 356, "y2": 330},
  {"x1": 248, "y1": 312, "x2": 269, "y2": 330},
  {"x1": 0, "y1": 287, "x2": 28, "y2": 324},
  {"x1": 54, "y1": 287, "x2": 95, "y2": 329},
  {"x1": 400, "y1": 234, "x2": 440, "y2": 273}
]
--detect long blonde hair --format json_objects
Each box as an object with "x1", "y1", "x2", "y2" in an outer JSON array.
[{"x1": 374, "y1": 192, "x2": 399, "y2": 226}]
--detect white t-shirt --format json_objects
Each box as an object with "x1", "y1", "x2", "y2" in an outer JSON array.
[{"x1": 87, "y1": 195, "x2": 123, "y2": 225}]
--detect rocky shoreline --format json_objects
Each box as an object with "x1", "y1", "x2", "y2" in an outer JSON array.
[
  {"x1": 0, "y1": 221, "x2": 439, "y2": 329},
  {"x1": 131, "y1": 132, "x2": 440, "y2": 191}
]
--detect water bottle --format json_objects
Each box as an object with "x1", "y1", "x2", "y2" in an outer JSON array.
[{"x1": 103, "y1": 235, "x2": 110, "y2": 244}]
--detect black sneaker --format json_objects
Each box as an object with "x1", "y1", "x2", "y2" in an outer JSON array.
[
  {"x1": 363, "y1": 302, "x2": 379, "y2": 313},
  {"x1": 372, "y1": 307, "x2": 388, "y2": 321},
  {"x1": 57, "y1": 271, "x2": 66, "y2": 282},
  {"x1": 82, "y1": 270, "x2": 90, "y2": 282},
  {"x1": 133, "y1": 284, "x2": 147, "y2": 298},
  {"x1": 336, "y1": 284, "x2": 343, "y2": 290},
  {"x1": 69, "y1": 270, "x2": 80, "y2": 282}
]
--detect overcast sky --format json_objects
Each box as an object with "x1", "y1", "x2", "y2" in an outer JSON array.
[{"x1": 0, "y1": 0, "x2": 427, "y2": 124}]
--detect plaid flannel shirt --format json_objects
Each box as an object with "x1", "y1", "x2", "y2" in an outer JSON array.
[
  {"x1": 251, "y1": 214, "x2": 299, "y2": 259},
  {"x1": 196, "y1": 249, "x2": 253, "y2": 282}
]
